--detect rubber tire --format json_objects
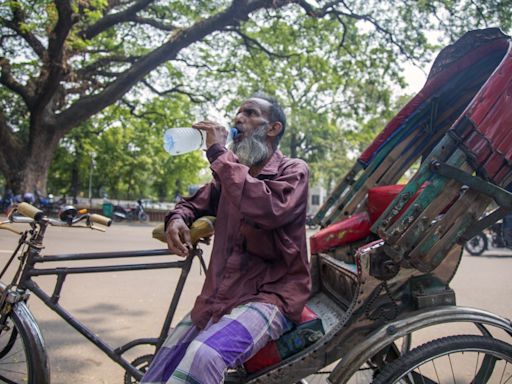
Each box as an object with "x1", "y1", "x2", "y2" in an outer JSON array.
[
  {"x1": 124, "y1": 354, "x2": 153, "y2": 384},
  {"x1": 0, "y1": 305, "x2": 49, "y2": 384},
  {"x1": 372, "y1": 335, "x2": 512, "y2": 384},
  {"x1": 113, "y1": 213, "x2": 123, "y2": 222},
  {"x1": 464, "y1": 233, "x2": 487, "y2": 256},
  {"x1": 138, "y1": 212, "x2": 149, "y2": 223}
]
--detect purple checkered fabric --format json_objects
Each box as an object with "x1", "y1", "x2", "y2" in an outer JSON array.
[{"x1": 141, "y1": 302, "x2": 290, "y2": 384}]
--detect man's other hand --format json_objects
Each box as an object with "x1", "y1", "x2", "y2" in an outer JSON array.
[
  {"x1": 192, "y1": 120, "x2": 228, "y2": 148},
  {"x1": 166, "y1": 218, "x2": 192, "y2": 257}
]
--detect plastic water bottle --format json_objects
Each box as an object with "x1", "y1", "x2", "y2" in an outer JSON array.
[{"x1": 163, "y1": 127, "x2": 238, "y2": 156}]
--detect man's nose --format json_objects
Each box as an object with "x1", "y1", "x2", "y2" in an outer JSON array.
[{"x1": 235, "y1": 112, "x2": 245, "y2": 125}]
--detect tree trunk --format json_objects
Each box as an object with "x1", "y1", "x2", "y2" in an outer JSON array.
[
  {"x1": 70, "y1": 160, "x2": 80, "y2": 202},
  {"x1": 289, "y1": 131, "x2": 298, "y2": 159},
  {"x1": 3, "y1": 129, "x2": 62, "y2": 196}
]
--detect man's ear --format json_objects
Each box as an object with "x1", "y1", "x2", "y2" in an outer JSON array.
[{"x1": 267, "y1": 121, "x2": 283, "y2": 138}]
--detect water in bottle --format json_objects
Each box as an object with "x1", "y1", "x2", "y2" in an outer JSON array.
[{"x1": 163, "y1": 127, "x2": 238, "y2": 156}]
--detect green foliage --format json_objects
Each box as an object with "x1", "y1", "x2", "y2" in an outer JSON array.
[
  {"x1": 2, "y1": 0, "x2": 512, "y2": 198},
  {"x1": 48, "y1": 96, "x2": 207, "y2": 201},
  {"x1": 177, "y1": 7, "x2": 408, "y2": 188}
]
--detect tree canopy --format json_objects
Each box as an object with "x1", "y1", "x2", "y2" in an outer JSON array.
[{"x1": 1, "y1": 0, "x2": 511, "y2": 200}]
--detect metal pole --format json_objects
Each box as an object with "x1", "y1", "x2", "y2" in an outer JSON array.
[{"x1": 88, "y1": 154, "x2": 95, "y2": 208}]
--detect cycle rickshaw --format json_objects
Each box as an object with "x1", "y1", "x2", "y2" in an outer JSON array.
[{"x1": 1, "y1": 27, "x2": 511, "y2": 383}]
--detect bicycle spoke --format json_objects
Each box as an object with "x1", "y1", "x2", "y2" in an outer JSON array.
[
  {"x1": 373, "y1": 336, "x2": 512, "y2": 384},
  {"x1": 432, "y1": 359, "x2": 440, "y2": 383},
  {"x1": 502, "y1": 362, "x2": 512, "y2": 384},
  {"x1": 0, "y1": 359, "x2": 27, "y2": 365},
  {"x1": 410, "y1": 370, "x2": 437, "y2": 384},
  {"x1": 418, "y1": 365, "x2": 425, "y2": 384},
  {"x1": 475, "y1": 351, "x2": 480, "y2": 379},
  {"x1": 0, "y1": 370, "x2": 25, "y2": 384},
  {"x1": 0, "y1": 347, "x2": 26, "y2": 360}
]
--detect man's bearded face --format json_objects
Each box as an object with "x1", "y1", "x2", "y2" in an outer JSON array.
[{"x1": 231, "y1": 122, "x2": 271, "y2": 167}]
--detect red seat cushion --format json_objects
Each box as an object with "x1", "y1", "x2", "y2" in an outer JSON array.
[
  {"x1": 244, "y1": 306, "x2": 324, "y2": 373},
  {"x1": 309, "y1": 211, "x2": 371, "y2": 255},
  {"x1": 310, "y1": 184, "x2": 431, "y2": 255},
  {"x1": 367, "y1": 184, "x2": 405, "y2": 223}
]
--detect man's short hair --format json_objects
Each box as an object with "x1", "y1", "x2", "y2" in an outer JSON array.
[{"x1": 250, "y1": 92, "x2": 286, "y2": 145}]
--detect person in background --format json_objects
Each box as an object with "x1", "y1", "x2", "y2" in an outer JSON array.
[{"x1": 141, "y1": 93, "x2": 310, "y2": 384}]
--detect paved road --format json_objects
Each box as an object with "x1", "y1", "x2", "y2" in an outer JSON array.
[{"x1": 0, "y1": 220, "x2": 511, "y2": 383}]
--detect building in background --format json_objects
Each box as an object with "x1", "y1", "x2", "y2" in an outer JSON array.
[{"x1": 308, "y1": 184, "x2": 326, "y2": 215}]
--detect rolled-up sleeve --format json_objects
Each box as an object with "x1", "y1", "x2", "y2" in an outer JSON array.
[{"x1": 164, "y1": 182, "x2": 219, "y2": 228}]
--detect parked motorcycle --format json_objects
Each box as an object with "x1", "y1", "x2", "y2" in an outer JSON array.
[
  {"x1": 464, "y1": 215, "x2": 512, "y2": 256},
  {"x1": 306, "y1": 214, "x2": 319, "y2": 229},
  {"x1": 34, "y1": 191, "x2": 62, "y2": 217},
  {"x1": 2, "y1": 190, "x2": 62, "y2": 217},
  {"x1": 113, "y1": 199, "x2": 149, "y2": 223},
  {"x1": 0, "y1": 190, "x2": 13, "y2": 213}
]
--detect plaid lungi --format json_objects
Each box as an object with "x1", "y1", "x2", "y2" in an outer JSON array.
[{"x1": 141, "y1": 302, "x2": 291, "y2": 384}]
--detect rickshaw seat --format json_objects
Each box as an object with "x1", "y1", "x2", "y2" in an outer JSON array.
[
  {"x1": 310, "y1": 184, "x2": 428, "y2": 255},
  {"x1": 244, "y1": 305, "x2": 324, "y2": 373}
]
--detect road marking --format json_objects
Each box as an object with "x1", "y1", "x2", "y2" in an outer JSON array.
[{"x1": 0, "y1": 250, "x2": 13, "y2": 253}]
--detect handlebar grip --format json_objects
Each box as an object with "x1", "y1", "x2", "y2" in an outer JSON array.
[
  {"x1": 17, "y1": 202, "x2": 44, "y2": 221},
  {"x1": 152, "y1": 216, "x2": 216, "y2": 245},
  {"x1": 152, "y1": 223, "x2": 166, "y2": 243},
  {"x1": 190, "y1": 216, "x2": 216, "y2": 244},
  {"x1": 89, "y1": 214, "x2": 112, "y2": 227}
]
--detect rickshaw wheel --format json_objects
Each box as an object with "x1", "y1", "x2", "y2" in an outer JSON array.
[
  {"x1": 372, "y1": 335, "x2": 512, "y2": 384},
  {"x1": 124, "y1": 354, "x2": 153, "y2": 384}
]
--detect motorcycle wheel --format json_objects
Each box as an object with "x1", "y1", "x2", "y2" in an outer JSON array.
[
  {"x1": 464, "y1": 233, "x2": 487, "y2": 256},
  {"x1": 113, "y1": 213, "x2": 124, "y2": 222},
  {"x1": 139, "y1": 212, "x2": 149, "y2": 223}
]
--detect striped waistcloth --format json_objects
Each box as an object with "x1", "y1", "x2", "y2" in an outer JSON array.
[{"x1": 141, "y1": 302, "x2": 291, "y2": 384}]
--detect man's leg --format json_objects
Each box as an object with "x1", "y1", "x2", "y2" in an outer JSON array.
[
  {"x1": 141, "y1": 314, "x2": 200, "y2": 384},
  {"x1": 169, "y1": 302, "x2": 290, "y2": 384}
]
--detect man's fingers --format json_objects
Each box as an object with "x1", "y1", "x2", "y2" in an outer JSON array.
[
  {"x1": 192, "y1": 121, "x2": 227, "y2": 148},
  {"x1": 181, "y1": 229, "x2": 192, "y2": 250},
  {"x1": 167, "y1": 226, "x2": 189, "y2": 256}
]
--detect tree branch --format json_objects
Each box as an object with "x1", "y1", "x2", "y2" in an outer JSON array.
[
  {"x1": 1, "y1": 3, "x2": 47, "y2": 60},
  {"x1": 0, "y1": 58, "x2": 34, "y2": 106},
  {"x1": 120, "y1": 98, "x2": 167, "y2": 119},
  {"x1": 469, "y1": 0, "x2": 488, "y2": 27},
  {"x1": 80, "y1": 0, "x2": 155, "y2": 40},
  {"x1": 55, "y1": 0, "x2": 277, "y2": 131},
  {"x1": 295, "y1": 0, "x2": 415, "y2": 60},
  {"x1": 0, "y1": 33, "x2": 17, "y2": 47},
  {"x1": 227, "y1": 26, "x2": 298, "y2": 58},
  {"x1": 75, "y1": 55, "x2": 140, "y2": 80},
  {"x1": 128, "y1": 16, "x2": 176, "y2": 31},
  {"x1": 141, "y1": 79, "x2": 205, "y2": 103},
  {"x1": 31, "y1": 0, "x2": 77, "y2": 124},
  {"x1": 47, "y1": 1, "x2": 76, "y2": 64},
  {"x1": 174, "y1": 57, "x2": 236, "y2": 74}
]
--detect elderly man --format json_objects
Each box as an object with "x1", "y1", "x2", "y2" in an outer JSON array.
[{"x1": 142, "y1": 94, "x2": 310, "y2": 384}]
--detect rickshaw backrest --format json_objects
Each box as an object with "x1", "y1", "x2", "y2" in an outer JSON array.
[
  {"x1": 372, "y1": 33, "x2": 512, "y2": 273},
  {"x1": 316, "y1": 28, "x2": 511, "y2": 229}
]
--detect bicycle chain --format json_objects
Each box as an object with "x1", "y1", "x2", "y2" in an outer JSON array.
[{"x1": 364, "y1": 281, "x2": 399, "y2": 321}]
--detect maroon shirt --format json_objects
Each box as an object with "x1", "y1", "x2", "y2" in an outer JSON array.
[{"x1": 166, "y1": 144, "x2": 311, "y2": 329}]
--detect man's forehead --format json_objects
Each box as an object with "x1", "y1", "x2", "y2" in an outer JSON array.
[{"x1": 241, "y1": 98, "x2": 272, "y2": 111}]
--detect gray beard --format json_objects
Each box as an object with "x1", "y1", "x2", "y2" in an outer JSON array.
[{"x1": 231, "y1": 123, "x2": 272, "y2": 167}]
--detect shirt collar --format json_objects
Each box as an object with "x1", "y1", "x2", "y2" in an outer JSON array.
[{"x1": 256, "y1": 150, "x2": 283, "y2": 178}]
